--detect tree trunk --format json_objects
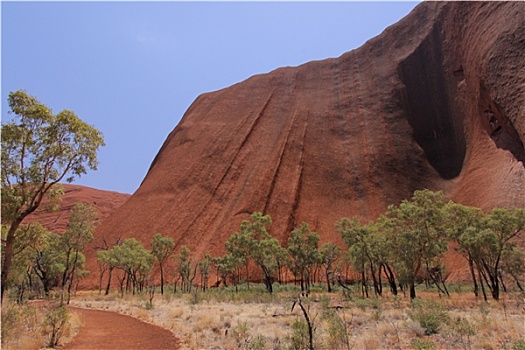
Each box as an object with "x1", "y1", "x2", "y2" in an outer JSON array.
[
  {"x1": 509, "y1": 271, "x2": 524, "y2": 292},
  {"x1": 294, "y1": 298, "x2": 314, "y2": 350},
  {"x1": 370, "y1": 264, "x2": 380, "y2": 297},
  {"x1": 105, "y1": 266, "x2": 114, "y2": 295},
  {"x1": 325, "y1": 269, "x2": 332, "y2": 293},
  {"x1": 159, "y1": 263, "x2": 164, "y2": 295},
  {"x1": 98, "y1": 264, "x2": 106, "y2": 294},
  {"x1": 468, "y1": 257, "x2": 479, "y2": 297},
  {"x1": 384, "y1": 264, "x2": 398, "y2": 296},
  {"x1": 361, "y1": 271, "x2": 368, "y2": 298},
  {"x1": 409, "y1": 281, "x2": 416, "y2": 299},
  {"x1": 1, "y1": 219, "x2": 22, "y2": 301},
  {"x1": 478, "y1": 268, "x2": 488, "y2": 302}
]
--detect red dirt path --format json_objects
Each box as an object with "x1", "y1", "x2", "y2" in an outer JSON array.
[{"x1": 63, "y1": 307, "x2": 180, "y2": 350}]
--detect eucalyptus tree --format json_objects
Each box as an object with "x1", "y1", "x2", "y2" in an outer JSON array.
[
  {"x1": 60, "y1": 203, "x2": 97, "y2": 303},
  {"x1": 244, "y1": 213, "x2": 283, "y2": 293},
  {"x1": 97, "y1": 248, "x2": 119, "y2": 295},
  {"x1": 150, "y1": 233, "x2": 175, "y2": 294},
  {"x1": 336, "y1": 217, "x2": 381, "y2": 297},
  {"x1": 499, "y1": 248, "x2": 524, "y2": 292},
  {"x1": 319, "y1": 242, "x2": 340, "y2": 292},
  {"x1": 210, "y1": 253, "x2": 238, "y2": 288},
  {"x1": 198, "y1": 255, "x2": 211, "y2": 291},
  {"x1": 1, "y1": 90, "x2": 104, "y2": 301},
  {"x1": 112, "y1": 238, "x2": 154, "y2": 294},
  {"x1": 31, "y1": 231, "x2": 65, "y2": 297},
  {"x1": 225, "y1": 229, "x2": 253, "y2": 285},
  {"x1": 444, "y1": 202, "x2": 485, "y2": 297},
  {"x1": 174, "y1": 245, "x2": 197, "y2": 292},
  {"x1": 381, "y1": 190, "x2": 448, "y2": 299},
  {"x1": 288, "y1": 223, "x2": 321, "y2": 292},
  {"x1": 1, "y1": 222, "x2": 48, "y2": 302},
  {"x1": 458, "y1": 207, "x2": 525, "y2": 300}
]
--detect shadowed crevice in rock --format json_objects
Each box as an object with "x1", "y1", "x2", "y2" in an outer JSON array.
[
  {"x1": 480, "y1": 84, "x2": 525, "y2": 165},
  {"x1": 398, "y1": 22, "x2": 466, "y2": 179}
]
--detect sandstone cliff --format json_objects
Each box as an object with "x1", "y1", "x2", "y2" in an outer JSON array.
[
  {"x1": 89, "y1": 1, "x2": 524, "y2": 286},
  {"x1": 25, "y1": 184, "x2": 130, "y2": 235}
]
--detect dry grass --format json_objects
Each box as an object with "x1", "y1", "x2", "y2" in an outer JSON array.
[
  {"x1": 66, "y1": 287, "x2": 524, "y2": 350},
  {"x1": 1, "y1": 301, "x2": 83, "y2": 350}
]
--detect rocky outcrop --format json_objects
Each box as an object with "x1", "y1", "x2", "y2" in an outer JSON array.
[
  {"x1": 25, "y1": 184, "x2": 130, "y2": 234},
  {"x1": 88, "y1": 1, "x2": 524, "y2": 286}
]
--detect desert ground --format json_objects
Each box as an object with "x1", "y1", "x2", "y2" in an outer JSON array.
[{"x1": 64, "y1": 285, "x2": 525, "y2": 350}]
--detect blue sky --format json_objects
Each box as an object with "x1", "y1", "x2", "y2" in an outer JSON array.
[{"x1": 2, "y1": 1, "x2": 420, "y2": 194}]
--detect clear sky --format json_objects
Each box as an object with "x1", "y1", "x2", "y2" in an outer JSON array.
[{"x1": 2, "y1": 1, "x2": 420, "y2": 194}]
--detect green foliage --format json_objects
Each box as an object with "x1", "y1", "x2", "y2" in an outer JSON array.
[
  {"x1": 60, "y1": 202, "x2": 97, "y2": 302},
  {"x1": 452, "y1": 205, "x2": 525, "y2": 300},
  {"x1": 286, "y1": 319, "x2": 310, "y2": 350},
  {"x1": 111, "y1": 238, "x2": 155, "y2": 293},
  {"x1": 288, "y1": 223, "x2": 321, "y2": 291},
  {"x1": 319, "y1": 242, "x2": 340, "y2": 292},
  {"x1": 408, "y1": 299, "x2": 449, "y2": 336},
  {"x1": 197, "y1": 255, "x2": 211, "y2": 290},
  {"x1": 411, "y1": 338, "x2": 437, "y2": 350},
  {"x1": 449, "y1": 316, "x2": 475, "y2": 348},
  {"x1": 247, "y1": 335, "x2": 266, "y2": 350},
  {"x1": 174, "y1": 245, "x2": 198, "y2": 293},
  {"x1": 150, "y1": 233, "x2": 174, "y2": 294},
  {"x1": 381, "y1": 190, "x2": 448, "y2": 299},
  {"x1": 32, "y1": 231, "x2": 67, "y2": 296},
  {"x1": 1, "y1": 90, "x2": 104, "y2": 300},
  {"x1": 1, "y1": 302, "x2": 41, "y2": 348},
  {"x1": 43, "y1": 303, "x2": 70, "y2": 348},
  {"x1": 224, "y1": 213, "x2": 282, "y2": 293},
  {"x1": 1, "y1": 302, "x2": 21, "y2": 341},
  {"x1": 513, "y1": 339, "x2": 525, "y2": 350},
  {"x1": 322, "y1": 306, "x2": 351, "y2": 349},
  {"x1": 2, "y1": 223, "x2": 48, "y2": 300}
]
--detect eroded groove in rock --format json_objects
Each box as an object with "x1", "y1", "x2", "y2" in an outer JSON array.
[
  {"x1": 285, "y1": 112, "x2": 308, "y2": 237},
  {"x1": 263, "y1": 109, "x2": 300, "y2": 214}
]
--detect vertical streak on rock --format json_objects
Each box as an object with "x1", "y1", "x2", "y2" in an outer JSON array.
[
  {"x1": 286, "y1": 111, "x2": 309, "y2": 236},
  {"x1": 237, "y1": 91, "x2": 275, "y2": 153},
  {"x1": 263, "y1": 108, "x2": 300, "y2": 215},
  {"x1": 351, "y1": 52, "x2": 374, "y2": 218},
  {"x1": 173, "y1": 91, "x2": 276, "y2": 246},
  {"x1": 211, "y1": 91, "x2": 275, "y2": 200}
]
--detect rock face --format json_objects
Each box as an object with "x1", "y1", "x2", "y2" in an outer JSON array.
[
  {"x1": 90, "y1": 2, "x2": 524, "y2": 286},
  {"x1": 25, "y1": 184, "x2": 130, "y2": 235}
]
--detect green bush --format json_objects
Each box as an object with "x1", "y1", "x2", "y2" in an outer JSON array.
[
  {"x1": 408, "y1": 299, "x2": 449, "y2": 335},
  {"x1": 43, "y1": 303, "x2": 70, "y2": 348},
  {"x1": 412, "y1": 338, "x2": 437, "y2": 350},
  {"x1": 286, "y1": 319, "x2": 310, "y2": 350},
  {"x1": 323, "y1": 308, "x2": 351, "y2": 349},
  {"x1": 513, "y1": 339, "x2": 525, "y2": 350},
  {"x1": 450, "y1": 316, "x2": 475, "y2": 347},
  {"x1": 247, "y1": 335, "x2": 267, "y2": 350},
  {"x1": 1, "y1": 303, "x2": 20, "y2": 343}
]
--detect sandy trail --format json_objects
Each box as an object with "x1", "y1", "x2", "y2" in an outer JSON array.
[{"x1": 63, "y1": 307, "x2": 180, "y2": 350}]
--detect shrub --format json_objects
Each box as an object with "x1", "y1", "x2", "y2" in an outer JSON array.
[
  {"x1": 286, "y1": 319, "x2": 310, "y2": 350},
  {"x1": 323, "y1": 308, "x2": 351, "y2": 349},
  {"x1": 43, "y1": 303, "x2": 70, "y2": 348},
  {"x1": 1, "y1": 303, "x2": 20, "y2": 341},
  {"x1": 248, "y1": 335, "x2": 267, "y2": 350},
  {"x1": 412, "y1": 338, "x2": 438, "y2": 350},
  {"x1": 514, "y1": 340, "x2": 525, "y2": 350},
  {"x1": 408, "y1": 299, "x2": 449, "y2": 335},
  {"x1": 450, "y1": 316, "x2": 475, "y2": 348}
]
